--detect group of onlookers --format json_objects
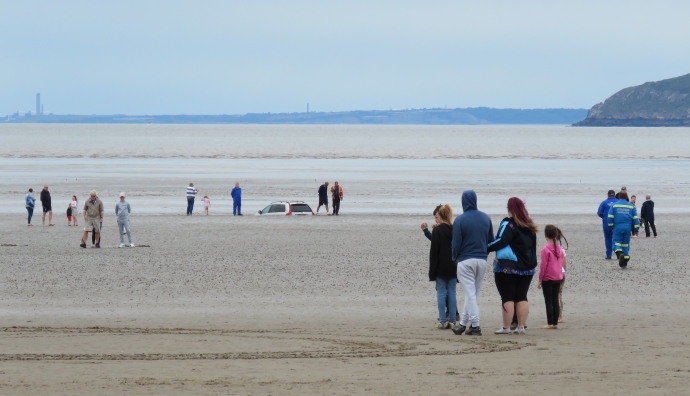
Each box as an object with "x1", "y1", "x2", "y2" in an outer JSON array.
[
  {"x1": 24, "y1": 186, "x2": 134, "y2": 248},
  {"x1": 425, "y1": 191, "x2": 567, "y2": 335},
  {"x1": 316, "y1": 181, "x2": 344, "y2": 215},
  {"x1": 186, "y1": 182, "x2": 243, "y2": 216}
]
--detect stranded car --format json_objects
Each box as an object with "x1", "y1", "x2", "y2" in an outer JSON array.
[{"x1": 257, "y1": 201, "x2": 314, "y2": 216}]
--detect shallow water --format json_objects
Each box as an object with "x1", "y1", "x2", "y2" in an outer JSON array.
[
  {"x1": 3, "y1": 157, "x2": 687, "y2": 215},
  {"x1": 2, "y1": 124, "x2": 690, "y2": 159}
]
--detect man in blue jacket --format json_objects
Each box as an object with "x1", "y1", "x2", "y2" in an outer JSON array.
[
  {"x1": 450, "y1": 190, "x2": 494, "y2": 336},
  {"x1": 608, "y1": 191, "x2": 640, "y2": 268},
  {"x1": 597, "y1": 190, "x2": 617, "y2": 259},
  {"x1": 231, "y1": 182, "x2": 242, "y2": 216}
]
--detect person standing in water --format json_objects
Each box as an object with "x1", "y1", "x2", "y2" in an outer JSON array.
[
  {"x1": 231, "y1": 182, "x2": 242, "y2": 216},
  {"x1": 429, "y1": 204, "x2": 457, "y2": 330},
  {"x1": 608, "y1": 191, "x2": 640, "y2": 268},
  {"x1": 597, "y1": 190, "x2": 617, "y2": 259},
  {"x1": 450, "y1": 190, "x2": 494, "y2": 336},
  {"x1": 640, "y1": 193, "x2": 657, "y2": 238}
]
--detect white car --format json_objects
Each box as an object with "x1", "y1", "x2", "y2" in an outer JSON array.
[{"x1": 257, "y1": 201, "x2": 315, "y2": 216}]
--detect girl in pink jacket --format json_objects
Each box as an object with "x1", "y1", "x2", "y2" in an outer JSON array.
[{"x1": 538, "y1": 225, "x2": 568, "y2": 329}]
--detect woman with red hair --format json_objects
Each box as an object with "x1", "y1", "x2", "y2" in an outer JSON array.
[{"x1": 487, "y1": 197, "x2": 538, "y2": 334}]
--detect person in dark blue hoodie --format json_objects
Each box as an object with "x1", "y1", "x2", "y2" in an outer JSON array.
[
  {"x1": 450, "y1": 190, "x2": 494, "y2": 336},
  {"x1": 597, "y1": 190, "x2": 617, "y2": 259},
  {"x1": 231, "y1": 182, "x2": 242, "y2": 216}
]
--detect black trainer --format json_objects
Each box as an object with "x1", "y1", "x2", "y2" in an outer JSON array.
[
  {"x1": 619, "y1": 255, "x2": 626, "y2": 268},
  {"x1": 605, "y1": 256, "x2": 612, "y2": 260},
  {"x1": 451, "y1": 324, "x2": 466, "y2": 335},
  {"x1": 80, "y1": 243, "x2": 86, "y2": 248},
  {"x1": 465, "y1": 325, "x2": 482, "y2": 336},
  {"x1": 95, "y1": 243, "x2": 100, "y2": 248}
]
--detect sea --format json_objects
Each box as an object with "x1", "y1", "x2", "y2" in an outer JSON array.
[{"x1": 2, "y1": 124, "x2": 688, "y2": 215}]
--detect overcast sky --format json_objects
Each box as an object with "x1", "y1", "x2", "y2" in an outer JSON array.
[{"x1": 1, "y1": 1, "x2": 689, "y2": 115}]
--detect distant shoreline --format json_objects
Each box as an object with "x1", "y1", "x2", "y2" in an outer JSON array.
[{"x1": 2, "y1": 107, "x2": 587, "y2": 125}]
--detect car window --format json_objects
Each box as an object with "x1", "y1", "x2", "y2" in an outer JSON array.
[
  {"x1": 269, "y1": 204, "x2": 286, "y2": 213},
  {"x1": 291, "y1": 204, "x2": 311, "y2": 213},
  {"x1": 261, "y1": 205, "x2": 272, "y2": 214}
]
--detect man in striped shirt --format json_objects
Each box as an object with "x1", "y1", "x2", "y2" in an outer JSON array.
[{"x1": 186, "y1": 183, "x2": 198, "y2": 215}]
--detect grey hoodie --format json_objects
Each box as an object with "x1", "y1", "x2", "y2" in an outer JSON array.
[
  {"x1": 115, "y1": 201, "x2": 131, "y2": 221},
  {"x1": 451, "y1": 190, "x2": 495, "y2": 262}
]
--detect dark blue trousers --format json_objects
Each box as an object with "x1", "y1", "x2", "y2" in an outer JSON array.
[
  {"x1": 187, "y1": 197, "x2": 195, "y2": 215},
  {"x1": 233, "y1": 200, "x2": 241, "y2": 215},
  {"x1": 603, "y1": 225, "x2": 613, "y2": 258}
]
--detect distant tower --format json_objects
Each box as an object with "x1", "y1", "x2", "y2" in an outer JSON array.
[
  {"x1": 36, "y1": 93, "x2": 41, "y2": 115},
  {"x1": 307, "y1": 103, "x2": 309, "y2": 113}
]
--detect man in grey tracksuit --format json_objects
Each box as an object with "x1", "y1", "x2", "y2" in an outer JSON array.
[
  {"x1": 115, "y1": 192, "x2": 134, "y2": 247},
  {"x1": 450, "y1": 190, "x2": 494, "y2": 336}
]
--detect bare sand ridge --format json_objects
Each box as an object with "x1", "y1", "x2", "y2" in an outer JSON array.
[{"x1": 1, "y1": 213, "x2": 688, "y2": 395}]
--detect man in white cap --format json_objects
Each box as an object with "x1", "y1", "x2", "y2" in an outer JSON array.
[{"x1": 115, "y1": 192, "x2": 134, "y2": 248}]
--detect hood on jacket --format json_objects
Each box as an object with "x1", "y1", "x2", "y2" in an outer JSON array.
[{"x1": 462, "y1": 190, "x2": 478, "y2": 212}]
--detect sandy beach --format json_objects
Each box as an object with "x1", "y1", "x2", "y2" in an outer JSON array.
[{"x1": 1, "y1": 211, "x2": 688, "y2": 395}]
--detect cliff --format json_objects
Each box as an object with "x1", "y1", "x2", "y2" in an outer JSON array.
[{"x1": 574, "y1": 73, "x2": 690, "y2": 126}]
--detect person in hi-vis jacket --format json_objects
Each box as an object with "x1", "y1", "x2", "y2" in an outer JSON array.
[{"x1": 607, "y1": 191, "x2": 640, "y2": 268}]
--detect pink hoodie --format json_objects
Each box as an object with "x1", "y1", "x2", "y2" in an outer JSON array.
[{"x1": 539, "y1": 243, "x2": 564, "y2": 282}]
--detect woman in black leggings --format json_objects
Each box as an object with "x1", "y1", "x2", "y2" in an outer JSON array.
[{"x1": 487, "y1": 197, "x2": 538, "y2": 334}]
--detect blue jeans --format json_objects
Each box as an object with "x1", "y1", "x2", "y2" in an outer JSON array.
[
  {"x1": 603, "y1": 225, "x2": 613, "y2": 258},
  {"x1": 233, "y1": 200, "x2": 241, "y2": 215},
  {"x1": 26, "y1": 207, "x2": 34, "y2": 224},
  {"x1": 436, "y1": 277, "x2": 457, "y2": 324},
  {"x1": 118, "y1": 220, "x2": 133, "y2": 244},
  {"x1": 187, "y1": 197, "x2": 195, "y2": 215}
]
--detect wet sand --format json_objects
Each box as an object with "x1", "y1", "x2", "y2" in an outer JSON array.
[{"x1": 1, "y1": 213, "x2": 688, "y2": 395}]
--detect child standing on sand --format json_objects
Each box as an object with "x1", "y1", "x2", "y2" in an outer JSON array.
[
  {"x1": 203, "y1": 196, "x2": 210, "y2": 215},
  {"x1": 66, "y1": 204, "x2": 73, "y2": 226},
  {"x1": 538, "y1": 225, "x2": 567, "y2": 329}
]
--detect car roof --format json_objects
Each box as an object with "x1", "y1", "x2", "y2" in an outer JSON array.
[{"x1": 269, "y1": 201, "x2": 309, "y2": 205}]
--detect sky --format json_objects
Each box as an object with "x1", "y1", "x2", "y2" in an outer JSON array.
[{"x1": 1, "y1": 0, "x2": 689, "y2": 115}]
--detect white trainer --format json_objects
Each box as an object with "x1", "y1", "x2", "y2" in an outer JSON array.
[
  {"x1": 118, "y1": 244, "x2": 124, "y2": 248},
  {"x1": 130, "y1": 243, "x2": 135, "y2": 248},
  {"x1": 494, "y1": 327, "x2": 512, "y2": 334}
]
